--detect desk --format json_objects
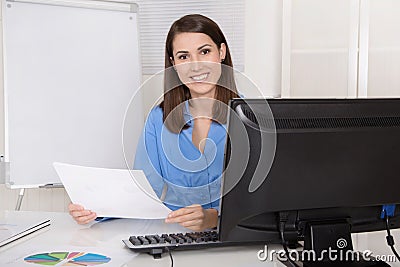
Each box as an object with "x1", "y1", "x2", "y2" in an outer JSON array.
[
  {"x1": 0, "y1": 211, "x2": 279, "y2": 267},
  {"x1": 1, "y1": 211, "x2": 400, "y2": 267}
]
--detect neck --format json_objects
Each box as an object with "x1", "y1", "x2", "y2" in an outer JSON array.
[{"x1": 189, "y1": 97, "x2": 215, "y2": 119}]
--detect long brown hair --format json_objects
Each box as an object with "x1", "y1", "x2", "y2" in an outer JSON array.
[{"x1": 160, "y1": 14, "x2": 239, "y2": 133}]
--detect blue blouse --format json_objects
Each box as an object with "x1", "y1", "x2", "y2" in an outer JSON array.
[{"x1": 133, "y1": 103, "x2": 227, "y2": 211}]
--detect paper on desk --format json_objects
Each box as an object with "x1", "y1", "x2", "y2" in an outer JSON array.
[
  {"x1": 0, "y1": 212, "x2": 50, "y2": 248},
  {"x1": 53, "y1": 162, "x2": 171, "y2": 219}
]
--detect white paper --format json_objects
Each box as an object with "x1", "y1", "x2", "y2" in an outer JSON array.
[
  {"x1": 53, "y1": 162, "x2": 171, "y2": 219},
  {"x1": 0, "y1": 212, "x2": 50, "y2": 247}
]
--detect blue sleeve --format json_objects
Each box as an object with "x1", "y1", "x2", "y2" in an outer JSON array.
[
  {"x1": 95, "y1": 217, "x2": 118, "y2": 222},
  {"x1": 133, "y1": 108, "x2": 165, "y2": 199},
  {"x1": 211, "y1": 200, "x2": 220, "y2": 212}
]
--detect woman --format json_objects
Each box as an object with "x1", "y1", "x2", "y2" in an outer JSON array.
[{"x1": 69, "y1": 14, "x2": 239, "y2": 231}]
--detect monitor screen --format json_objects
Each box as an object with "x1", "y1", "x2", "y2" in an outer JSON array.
[{"x1": 219, "y1": 98, "x2": 400, "y2": 263}]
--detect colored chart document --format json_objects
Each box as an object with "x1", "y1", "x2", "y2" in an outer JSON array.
[{"x1": 24, "y1": 252, "x2": 111, "y2": 266}]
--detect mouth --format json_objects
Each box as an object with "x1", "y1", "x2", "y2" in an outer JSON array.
[{"x1": 190, "y1": 73, "x2": 209, "y2": 82}]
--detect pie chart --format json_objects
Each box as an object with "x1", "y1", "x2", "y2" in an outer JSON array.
[{"x1": 24, "y1": 252, "x2": 111, "y2": 266}]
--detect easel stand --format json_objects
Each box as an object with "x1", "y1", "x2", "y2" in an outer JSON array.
[
  {"x1": 15, "y1": 188, "x2": 25, "y2": 211},
  {"x1": 14, "y1": 184, "x2": 64, "y2": 211}
]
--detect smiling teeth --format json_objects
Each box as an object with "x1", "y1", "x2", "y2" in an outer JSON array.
[{"x1": 191, "y1": 73, "x2": 208, "y2": 81}]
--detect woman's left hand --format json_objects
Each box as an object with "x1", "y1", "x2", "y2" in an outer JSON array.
[{"x1": 165, "y1": 204, "x2": 218, "y2": 231}]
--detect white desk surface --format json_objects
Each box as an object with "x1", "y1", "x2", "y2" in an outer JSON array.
[
  {"x1": 1, "y1": 211, "x2": 400, "y2": 267},
  {"x1": 0, "y1": 211, "x2": 280, "y2": 267}
]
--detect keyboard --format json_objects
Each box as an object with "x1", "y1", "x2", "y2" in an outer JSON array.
[{"x1": 123, "y1": 231, "x2": 229, "y2": 258}]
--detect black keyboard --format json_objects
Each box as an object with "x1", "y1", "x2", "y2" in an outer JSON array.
[{"x1": 123, "y1": 231, "x2": 228, "y2": 258}]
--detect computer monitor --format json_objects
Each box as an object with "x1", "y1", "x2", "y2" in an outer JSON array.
[{"x1": 219, "y1": 98, "x2": 400, "y2": 265}]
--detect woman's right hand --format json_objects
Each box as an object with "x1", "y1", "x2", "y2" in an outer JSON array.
[{"x1": 68, "y1": 203, "x2": 97, "y2": 224}]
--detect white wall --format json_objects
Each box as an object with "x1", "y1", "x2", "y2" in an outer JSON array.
[
  {"x1": 0, "y1": 0, "x2": 4, "y2": 156},
  {"x1": 0, "y1": 0, "x2": 282, "y2": 212},
  {"x1": 244, "y1": 0, "x2": 282, "y2": 98}
]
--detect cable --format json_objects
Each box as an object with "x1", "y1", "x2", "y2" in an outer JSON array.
[
  {"x1": 279, "y1": 212, "x2": 300, "y2": 267},
  {"x1": 384, "y1": 212, "x2": 400, "y2": 262},
  {"x1": 165, "y1": 247, "x2": 174, "y2": 267}
]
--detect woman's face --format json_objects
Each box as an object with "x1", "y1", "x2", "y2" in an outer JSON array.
[{"x1": 171, "y1": 32, "x2": 226, "y2": 99}]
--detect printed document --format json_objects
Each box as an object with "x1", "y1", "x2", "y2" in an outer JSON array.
[
  {"x1": 0, "y1": 211, "x2": 50, "y2": 247},
  {"x1": 53, "y1": 162, "x2": 171, "y2": 219}
]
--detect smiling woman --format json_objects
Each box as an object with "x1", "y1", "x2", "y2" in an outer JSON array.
[
  {"x1": 162, "y1": 14, "x2": 238, "y2": 134},
  {"x1": 171, "y1": 32, "x2": 226, "y2": 99},
  {"x1": 68, "y1": 14, "x2": 239, "y2": 231}
]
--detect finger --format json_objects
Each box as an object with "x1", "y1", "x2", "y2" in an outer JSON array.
[
  {"x1": 81, "y1": 213, "x2": 97, "y2": 224},
  {"x1": 166, "y1": 210, "x2": 204, "y2": 224},
  {"x1": 76, "y1": 213, "x2": 97, "y2": 224},
  {"x1": 70, "y1": 209, "x2": 92, "y2": 217},
  {"x1": 167, "y1": 208, "x2": 192, "y2": 218},
  {"x1": 168, "y1": 205, "x2": 201, "y2": 218},
  {"x1": 68, "y1": 203, "x2": 84, "y2": 212},
  {"x1": 70, "y1": 209, "x2": 92, "y2": 218},
  {"x1": 166, "y1": 210, "x2": 196, "y2": 223}
]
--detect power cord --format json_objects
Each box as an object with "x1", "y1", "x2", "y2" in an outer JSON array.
[
  {"x1": 165, "y1": 247, "x2": 174, "y2": 267},
  {"x1": 384, "y1": 211, "x2": 400, "y2": 262},
  {"x1": 279, "y1": 212, "x2": 300, "y2": 267}
]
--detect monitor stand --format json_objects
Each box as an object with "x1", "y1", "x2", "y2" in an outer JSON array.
[{"x1": 298, "y1": 219, "x2": 390, "y2": 267}]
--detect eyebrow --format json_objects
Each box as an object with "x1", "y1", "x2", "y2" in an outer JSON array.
[{"x1": 174, "y1": 44, "x2": 213, "y2": 56}]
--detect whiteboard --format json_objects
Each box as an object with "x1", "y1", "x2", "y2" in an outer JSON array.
[{"x1": 2, "y1": 0, "x2": 143, "y2": 188}]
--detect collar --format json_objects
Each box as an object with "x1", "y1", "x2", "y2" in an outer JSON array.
[{"x1": 183, "y1": 100, "x2": 192, "y2": 125}]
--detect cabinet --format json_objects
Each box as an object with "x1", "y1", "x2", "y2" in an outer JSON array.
[
  {"x1": 360, "y1": 0, "x2": 400, "y2": 97},
  {"x1": 281, "y1": 0, "x2": 400, "y2": 98}
]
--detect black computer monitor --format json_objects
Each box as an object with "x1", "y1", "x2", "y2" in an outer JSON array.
[{"x1": 219, "y1": 98, "x2": 400, "y2": 265}]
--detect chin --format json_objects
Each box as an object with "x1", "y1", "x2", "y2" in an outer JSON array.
[{"x1": 187, "y1": 83, "x2": 216, "y2": 98}]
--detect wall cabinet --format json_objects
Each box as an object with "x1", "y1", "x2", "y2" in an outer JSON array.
[{"x1": 281, "y1": 0, "x2": 400, "y2": 98}]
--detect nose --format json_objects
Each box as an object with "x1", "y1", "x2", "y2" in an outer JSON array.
[{"x1": 190, "y1": 56, "x2": 202, "y2": 72}]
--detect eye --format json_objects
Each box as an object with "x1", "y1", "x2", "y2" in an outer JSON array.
[
  {"x1": 178, "y1": 54, "x2": 189, "y2": 60},
  {"x1": 200, "y1": 49, "x2": 210, "y2": 55}
]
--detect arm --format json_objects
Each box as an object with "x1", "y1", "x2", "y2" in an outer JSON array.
[
  {"x1": 135, "y1": 108, "x2": 220, "y2": 230},
  {"x1": 133, "y1": 108, "x2": 165, "y2": 199},
  {"x1": 68, "y1": 109, "x2": 164, "y2": 225}
]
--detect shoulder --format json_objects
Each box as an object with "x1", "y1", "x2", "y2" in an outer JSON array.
[
  {"x1": 146, "y1": 105, "x2": 163, "y2": 125},
  {"x1": 141, "y1": 106, "x2": 164, "y2": 138}
]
